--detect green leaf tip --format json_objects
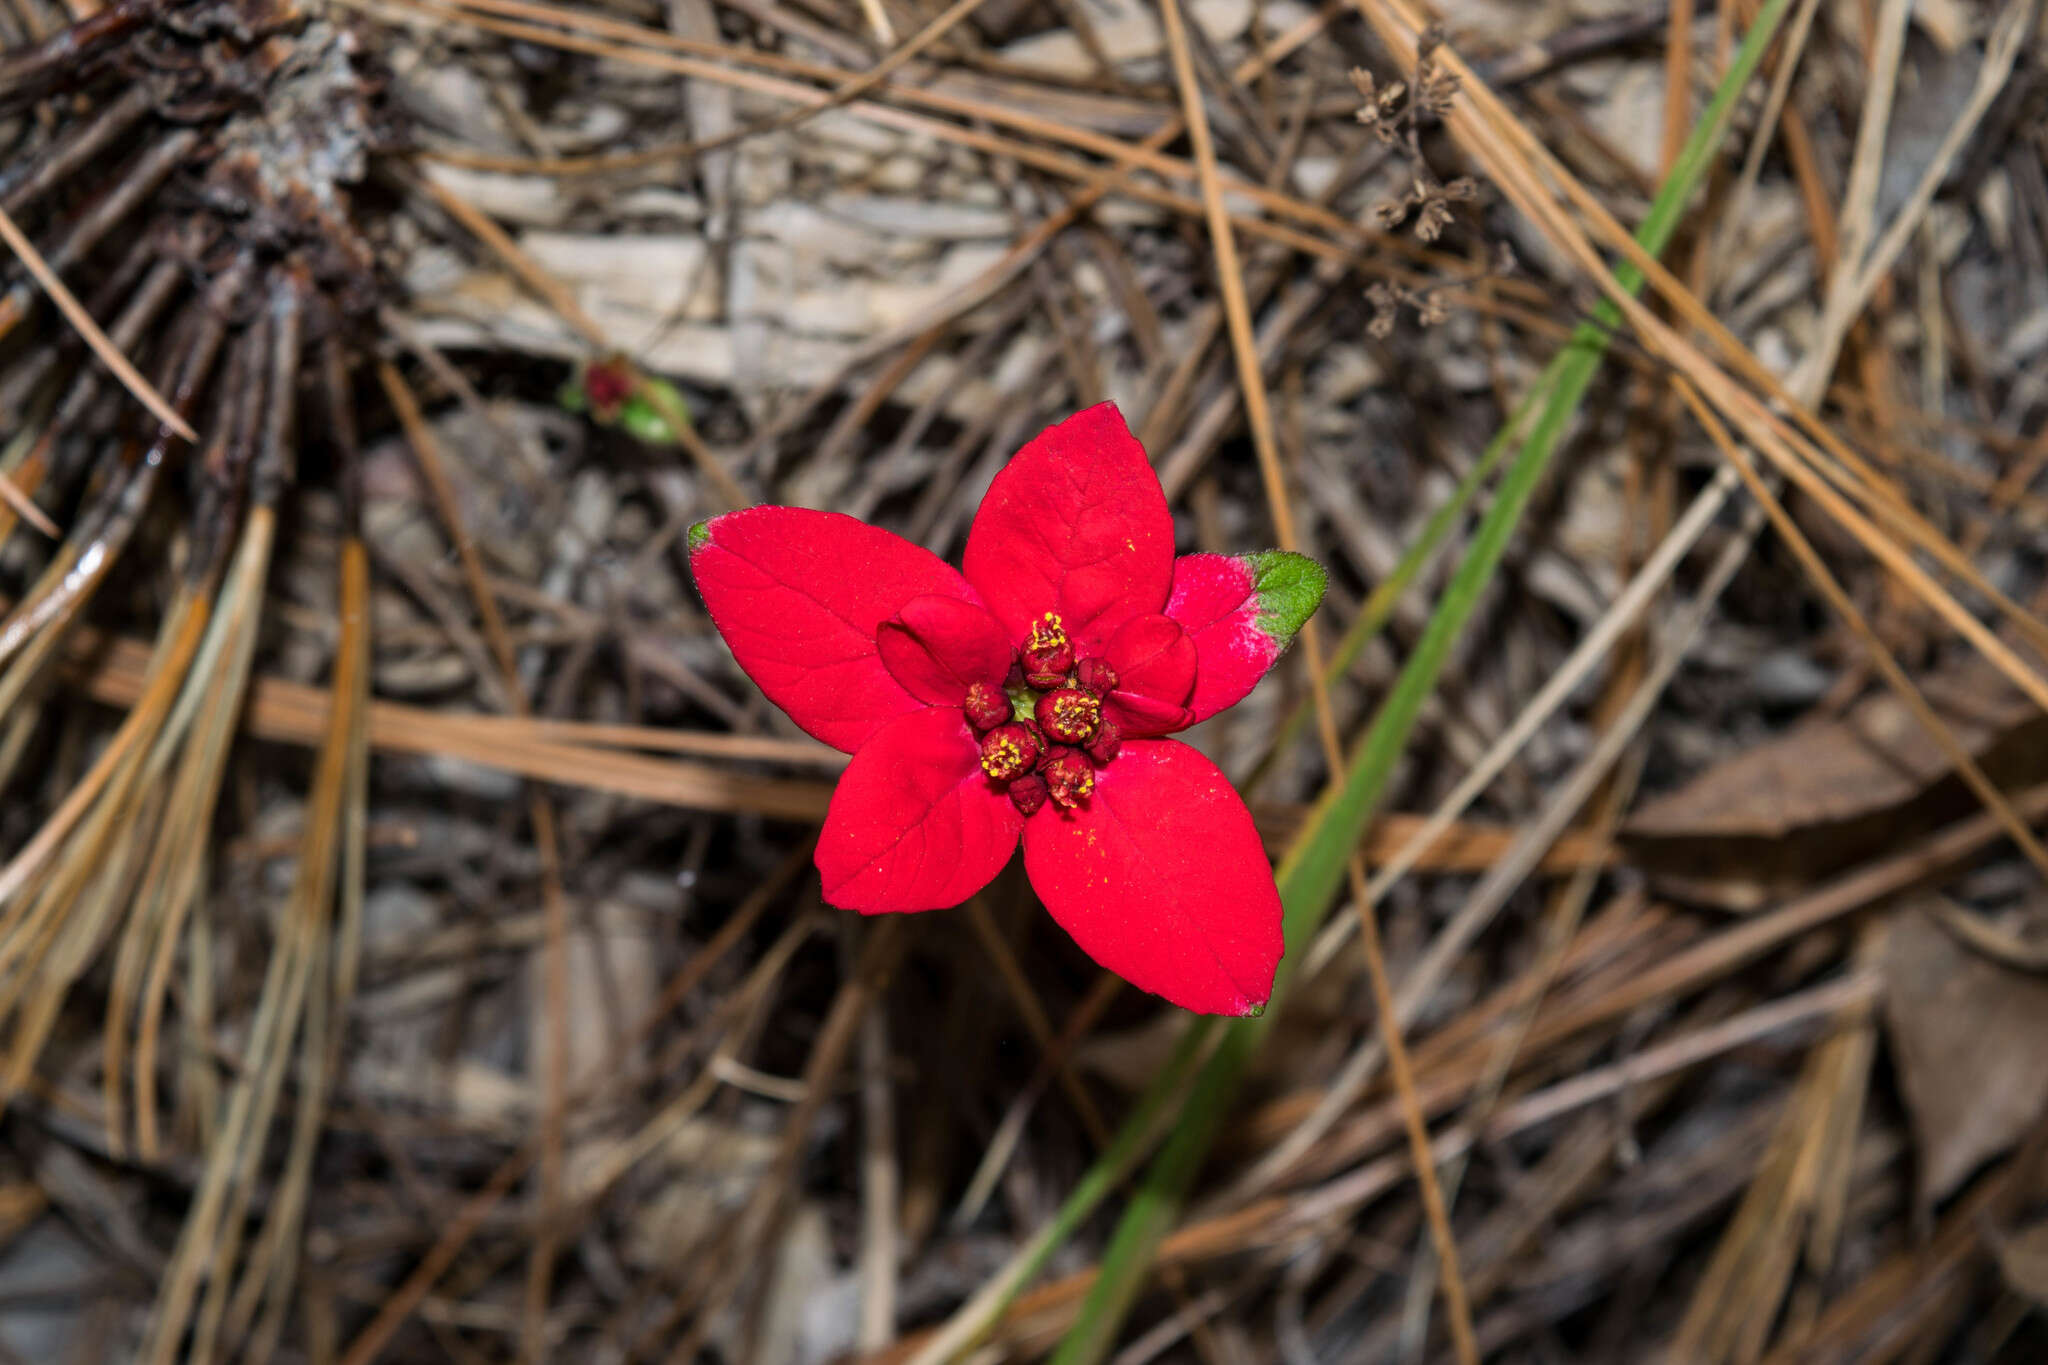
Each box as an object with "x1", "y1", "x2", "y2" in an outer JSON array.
[
  {"x1": 633, "y1": 377, "x2": 692, "y2": 440},
  {"x1": 687, "y1": 519, "x2": 713, "y2": 554},
  {"x1": 1243, "y1": 550, "x2": 1326, "y2": 648}
]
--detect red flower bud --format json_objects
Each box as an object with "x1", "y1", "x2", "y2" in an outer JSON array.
[
  {"x1": 1085, "y1": 715, "x2": 1121, "y2": 764},
  {"x1": 1076, "y1": 657, "x2": 1119, "y2": 695},
  {"x1": 1022, "y1": 611, "x2": 1074, "y2": 688},
  {"x1": 583, "y1": 354, "x2": 635, "y2": 417},
  {"x1": 964, "y1": 680, "x2": 1012, "y2": 732},
  {"x1": 978, "y1": 721, "x2": 1044, "y2": 782},
  {"x1": 1042, "y1": 747, "x2": 1096, "y2": 809},
  {"x1": 1035, "y1": 686, "x2": 1100, "y2": 744},
  {"x1": 1008, "y1": 773, "x2": 1049, "y2": 815}
]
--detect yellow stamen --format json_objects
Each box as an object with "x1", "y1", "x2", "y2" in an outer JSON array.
[
  {"x1": 1054, "y1": 693, "x2": 1096, "y2": 732},
  {"x1": 1025, "y1": 611, "x2": 1067, "y2": 653},
  {"x1": 981, "y1": 738, "x2": 1025, "y2": 780}
]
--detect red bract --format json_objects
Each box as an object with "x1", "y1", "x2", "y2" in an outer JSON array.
[{"x1": 689, "y1": 403, "x2": 1325, "y2": 1015}]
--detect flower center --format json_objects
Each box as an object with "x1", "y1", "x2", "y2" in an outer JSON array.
[{"x1": 974, "y1": 607, "x2": 1128, "y2": 814}]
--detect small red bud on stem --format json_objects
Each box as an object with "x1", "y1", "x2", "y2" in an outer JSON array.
[
  {"x1": 965, "y1": 680, "x2": 1011, "y2": 731},
  {"x1": 1076, "y1": 657, "x2": 1118, "y2": 695},
  {"x1": 1008, "y1": 773, "x2": 1049, "y2": 815},
  {"x1": 1085, "y1": 716, "x2": 1121, "y2": 764}
]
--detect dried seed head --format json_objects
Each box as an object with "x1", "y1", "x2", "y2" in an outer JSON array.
[
  {"x1": 1417, "y1": 66, "x2": 1461, "y2": 118},
  {"x1": 1367, "y1": 282, "x2": 1400, "y2": 338},
  {"x1": 1415, "y1": 196, "x2": 1454, "y2": 242}
]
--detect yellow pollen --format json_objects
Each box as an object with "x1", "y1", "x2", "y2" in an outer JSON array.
[
  {"x1": 981, "y1": 738, "x2": 1024, "y2": 779},
  {"x1": 1026, "y1": 612, "x2": 1067, "y2": 652},
  {"x1": 1048, "y1": 758, "x2": 1095, "y2": 807},
  {"x1": 1056, "y1": 694, "x2": 1097, "y2": 728}
]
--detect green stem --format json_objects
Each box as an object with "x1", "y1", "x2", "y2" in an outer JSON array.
[
  {"x1": 906, "y1": 1019, "x2": 1216, "y2": 1363},
  {"x1": 1244, "y1": 382, "x2": 1543, "y2": 796},
  {"x1": 1049, "y1": 3, "x2": 1794, "y2": 1359}
]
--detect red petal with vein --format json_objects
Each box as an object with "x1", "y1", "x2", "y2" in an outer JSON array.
[
  {"x1": 1165, "y1": 553, "x2": 1281, "y2": 724},
  {"x1": 690, "y1": 507, "x2": 983, "y2": 752},
  {"x1": 963, "y1": 403, "x2": 1174, "y2": 652},
  {"x1": 1101, "y1": 612, "x2": 1196, "y2": 736},
  {"x1": 1023, "y1": 739, "x2": 1281, "y2": 1014},
  {"x1": 877, "y1": 594, "x2": 1015, "y2": 705},
  {"x1": 817, "y1": 708, "x2": 1024, "y2": 912}
]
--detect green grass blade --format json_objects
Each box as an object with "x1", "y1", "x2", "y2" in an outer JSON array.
[
  {"x1": 905, "y1": 1018, "x2": 1217, "y2": 1364},
  {"x1": 1048, "y1": 4, "x2": 1794, "y2": 1359},
  {"x1": 1244, "y1": 381, "x2": 1543, "y2": 795}
]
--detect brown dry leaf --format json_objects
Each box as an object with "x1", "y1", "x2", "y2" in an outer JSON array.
[
  {"x1": 1991, "y1": 1218, "x2": 2048, "y2": 1306},
  {"x1": 1625, "y1": 657, "x2": 2048, "y2": 909},
  {"x1": 1882, "y1": 904, "x2": 2048, "y2": 1211}
]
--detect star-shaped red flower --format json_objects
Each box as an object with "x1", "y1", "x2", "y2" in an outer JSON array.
[{"x1": 688, "y1": 403, "x2": 1326, "y2": 1014}]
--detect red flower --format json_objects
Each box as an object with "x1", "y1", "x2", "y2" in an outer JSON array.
[{"x1": 688, "y1": 404, "x2": 1325, "y2": 1015}]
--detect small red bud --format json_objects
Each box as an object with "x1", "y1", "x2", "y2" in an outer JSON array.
[
  {"x1": 1042, "y1": 747, "x2": 1096, "y2": 809},
  {"x1": 583, "y1": 354, "x2": 635, "y2": 417},
  {"x1": 964, "y1": 681, "x2": 1011, "y2": 732},
  {"x1": 1085, "y1": 716, "x2": 1121, "y2": 764},
  {"x1": 1035, "y1": 686, "x2": 1100, "y2": 745},
  {"x1": 978, "y1": 721, "x2": 1044, "y2": 782},
  {"x1": 1076, "y1": 657, "x2": 1118, "y2": 695},
  {"x1": 1008, "y1": 773, "x2": 1049, "y2": 815}
]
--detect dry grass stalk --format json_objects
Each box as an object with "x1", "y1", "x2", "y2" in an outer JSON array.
[{"x1": 1160, "y1": 0, "x2": 1477, "y2": 1353}]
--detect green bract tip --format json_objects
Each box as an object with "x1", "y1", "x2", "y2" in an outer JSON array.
[{"x1": 1243, "y1": 550, "x2": 1327, "y2": 649}]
